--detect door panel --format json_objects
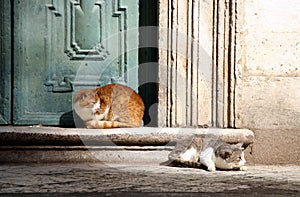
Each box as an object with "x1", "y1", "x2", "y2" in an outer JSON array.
[
  {"x1": 0, "y1": 0, "x2": 11, "y2": 124},
  {"x1": 13, "y1": 0, "x2": 139, "y2": 125}
]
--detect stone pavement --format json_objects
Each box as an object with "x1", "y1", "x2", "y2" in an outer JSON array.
[{"x1": 0, "y1": 163, "x2": 299, "y2": 196}]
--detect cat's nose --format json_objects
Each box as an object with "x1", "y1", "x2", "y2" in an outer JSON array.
[
  {"x1": 95, "y1": 108, "x2": 103, "y2": 114},
  {"x1": 92, "y1": 108, "x2": 100, "y2": 114}
]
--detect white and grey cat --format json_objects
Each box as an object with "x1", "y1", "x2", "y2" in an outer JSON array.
[{"x1": 168, "y1": 134, "x2": 247, "y2": 172}]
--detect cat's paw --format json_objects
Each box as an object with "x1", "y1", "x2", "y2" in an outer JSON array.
[
  {"x1": 240, "y1": 166, "x2": 247, "y2": 171},
  {"x1": 207, "y1": 166, "x2": 216, "y2": 172},
  {"x1": 86, "y1": 120, "x2": 96, "y2": 129}
]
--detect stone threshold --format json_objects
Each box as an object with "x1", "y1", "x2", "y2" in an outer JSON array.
[
  {"x1": 0, "y1": 126, "x2": 254, "y2": 163},
  {"x1": 0, "y1": 126, "x2": 254, "y2": 146}
]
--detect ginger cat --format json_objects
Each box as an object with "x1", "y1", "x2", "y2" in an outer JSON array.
[{"x1": 73, "y1": 84, "x2": 144, "y2": 129}]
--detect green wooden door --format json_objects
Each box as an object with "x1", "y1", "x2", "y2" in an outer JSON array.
[
  {"x1": 0, "y1": 1, "x2": 12, "y2": 125},
  {"x1": 5, "y1": 0, "x2": 139, "y2": 126}
]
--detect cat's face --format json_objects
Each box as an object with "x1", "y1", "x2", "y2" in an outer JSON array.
[
  {"x1": 215, "y1": 143, "x2": 246, "y2": 169},
  {"x1": 73, "y1": 89, "x2": 100, "y2": 121},
  {"x1": 224, "y1": 149, "x2": 246, "y2": 167},
  {"x1": 73, "y1": 89, "x2": 97, "y2": 108}
]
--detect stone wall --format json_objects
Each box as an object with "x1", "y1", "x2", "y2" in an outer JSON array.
[
  {"x1": 236, "y1": 0, "x2": 300, "y2": 130},
  {"x1": 235, "y1": 0, "x2": 300, "y2": 164}
]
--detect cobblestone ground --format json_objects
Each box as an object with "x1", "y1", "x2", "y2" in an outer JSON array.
[{"x1": 0, "y1": 163, "x2": 299, "y2": 196}]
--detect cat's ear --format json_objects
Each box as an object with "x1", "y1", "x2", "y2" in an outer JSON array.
[
  {"x1": 83, "y1": 89, "x2": 96, "y2": 98},
  {"x1": 74, "y1": 89, "x2": 89, "y2": 103},
  {"x1": 235, "y1": 142, "x2": 244, "y2": 150}
]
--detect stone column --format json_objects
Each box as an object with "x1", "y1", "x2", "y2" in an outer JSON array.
[{"x1": 158, "y1": 0, "x2": 237, "y2": 128}]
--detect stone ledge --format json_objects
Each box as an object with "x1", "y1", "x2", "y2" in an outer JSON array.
[
  {"x1": 0, "y1": 145, "x2": 172, "y2": 164},
  {"x1": 0, "y1": 126, "x2": 254, "y2": 146},
  {"x1": 0, "y1": 127, "x2": 254, "y2": 163}
]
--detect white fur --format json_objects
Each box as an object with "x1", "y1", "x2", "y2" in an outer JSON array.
[
  {"x1": 74, "y1": 100, "x2": 109, "y2": 121},
  {"x1": 239, "y1": 152, "x2": 247, "y2": 166},
  {"x1": 200, "y1": 148, "x2": 246, "y2": 171},
  {"x1": 215, "y1": 157, "x2": 233, "y2": 169},
  {"x1": 91, "y1": 100, "x2": 110, "y2": 120},
  {"x1": 180, "y1": 147, "x2": 198, "y2": 161},
  {"x1": 73, "y1": 101, "x2": 93, "y2": 121},
  {"x1": 92, "y1": 100, "x2": 101, "y2": 114},
  {"x1": 94, "y1": 106, "x2": 110, "y2": 121},
  {"x1": 200, "y1": 147, "x2": 216, "y2": 171}
]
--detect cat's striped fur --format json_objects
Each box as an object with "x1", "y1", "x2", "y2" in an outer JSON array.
[{"x1": 73, "y1": 84, "x2": 144, "y2": 129}]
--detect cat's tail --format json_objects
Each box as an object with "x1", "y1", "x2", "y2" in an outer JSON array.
[{"x1": 86, "y1": 120, "x2": 139, "y2": 129}]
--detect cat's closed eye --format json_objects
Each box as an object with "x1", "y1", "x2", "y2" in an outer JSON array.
[{"x1": 82, "y1": 93, "x2": 90, "y2": 99}]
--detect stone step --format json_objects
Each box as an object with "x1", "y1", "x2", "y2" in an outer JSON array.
[
  {"x1": 0, "y1": 145, "x2": 171, "y2": 164},
  {"x1": 0, "y1": 126, "x2": 254, "y2": 163},
  {"x1": 0, "y1": 126, "x2": 254, "y2": 146}
]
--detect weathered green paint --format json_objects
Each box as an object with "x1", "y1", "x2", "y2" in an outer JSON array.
[
  {"x1": 0, "y1": 0, "x2": 11, "y2": 124},
  {"x1": 12, "y1": 0, "x2": 139, "y2": 126}
]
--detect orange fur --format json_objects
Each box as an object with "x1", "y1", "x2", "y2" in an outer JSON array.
[{"x1": 73, "y1": 84, "x2": 144, "y2": 129}]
